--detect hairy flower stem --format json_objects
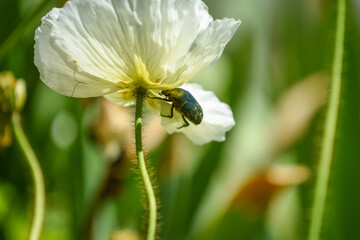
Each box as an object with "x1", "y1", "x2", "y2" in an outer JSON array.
[
  {"x1": 11, "y1": 113, "x2": 45, "y2": 240},
  {"x1": 308, "y1": 0, "x2": 346, "y2": 239},
  {"x1": 135, "y1": 87, "x2": 157, "y2": 240}
]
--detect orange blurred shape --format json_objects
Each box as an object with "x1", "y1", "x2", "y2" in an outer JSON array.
[
  {"x1": 91, "y1": 99, "x2": 167, "y2": 161},
  {"x1": 268, "y1": 72, "x2": 328, "y2": 157},
  {"x1": 92, "y1": 99, "x2": 131, "y2": 161},
  {"x1": 0, "y1": 124, "x2": 12, "y2": 149},
  {"x1": 231, "y1": 164, "x2": 310, "y2": 218}
]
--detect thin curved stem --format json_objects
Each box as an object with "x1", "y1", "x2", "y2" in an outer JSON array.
[
  {"x1": 308, "y1": 0, "x2": 346, "y2": 239},
  {"x1": 11, "y1": 113, "x2": 45, "y2": 240},
  {"x1": 135, "y1": 87, "x2": 157, "y2": 240}
]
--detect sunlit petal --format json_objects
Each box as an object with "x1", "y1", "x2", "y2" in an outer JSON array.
[
  {"x1": 162, "y1": 18, "x2": 241, "y2": 87},
  {"x1": 111, "y1": 0, "x2": 213, "y2": 85},
  {"x1": 35, "y1": 9, "x2": 124, "y2": 97}
]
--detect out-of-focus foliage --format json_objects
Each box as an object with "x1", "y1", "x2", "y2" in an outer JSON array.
[{"x1": 0, "y1": 0, "x2": 359, "y2": 240}]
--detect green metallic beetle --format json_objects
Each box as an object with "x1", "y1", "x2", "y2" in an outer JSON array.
[{"x1": 149, "y1": 88, "x2": 204, "y2": 129}]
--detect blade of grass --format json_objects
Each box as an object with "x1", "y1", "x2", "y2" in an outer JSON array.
[
  {"x1": 0, "y1": 0, "x2": 52, "y2": 61},
  {"x1": 308, "y1": 0, "x2": 346, "y2": 239}
]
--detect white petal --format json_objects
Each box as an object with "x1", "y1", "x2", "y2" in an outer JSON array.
[
  {"x1": 160, "y1": 84, "x2": 235, "y2": 145},
  {"x1": 35, "y1": 0, "x2": 239, "y2": 98},
  {"x1": 34, "y1": 0, "x2": 217, "y2": 96},
  {"x1": 162, "y1": 18, "x2": 241, "y2": 86},
  {"x1": 34, "y1": 3, "x2": 129, "y2": 97},
  {"x1": 110, "y1": 0, "x2": 213, "y2": 83}
]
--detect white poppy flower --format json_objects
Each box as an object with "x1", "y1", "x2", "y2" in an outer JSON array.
[{"x1": 34, "y1": 0, "x2": 240, "y2": 145}]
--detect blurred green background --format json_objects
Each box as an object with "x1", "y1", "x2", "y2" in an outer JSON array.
[{"x1": 0, "y1": 0, "x2": 359, "y2": 239}]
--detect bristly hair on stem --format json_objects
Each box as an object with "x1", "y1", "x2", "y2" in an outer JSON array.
[{"x1": 135, "y1": 86, "x2": 158, "y2": 240}]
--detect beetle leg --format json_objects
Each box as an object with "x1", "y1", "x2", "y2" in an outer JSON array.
[
  {"x1": 147, "y1": 96, "x2": 172, "y2": 102},
  {"x1": 177, "y1": 115, "x2": 190, "y2": 129},
  {"x1": 161, "y1": 104, "x2": 174, "y2": 118}
]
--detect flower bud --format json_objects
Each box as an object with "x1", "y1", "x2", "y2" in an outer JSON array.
[
  {"x1": 0, "y1": 71, "x2": 27, "y2": 149},
  {"x1": 14, "y1": 79, "x2": 26, "y2": 111},
  {"x1": 0, "y1": 71, "x2": 27, "y2": 112}
]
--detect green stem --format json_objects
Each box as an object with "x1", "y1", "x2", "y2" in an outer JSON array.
[
  {"x1": 0, "y1": 0, "x2": 52, "y2": 60},
  {"x1": 135, "y1": 87, "x2": 157, "y2": 240},
  {"x1": 308, "y1": 0, "x2": 346, "y2": 239},
  {"x1": 11, "y1": 113, "x2": 45, "y2": 240}
]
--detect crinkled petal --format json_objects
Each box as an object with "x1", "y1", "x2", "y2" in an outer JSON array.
[
  {"x1": 162, "y1": 18, "x2": 241, "y2": 87},
  {"x1": 34, "y1": 3, "x2": 132, "y2": 98},
  {"x1": 158, "y1": 84, "x2": 235, "y2": 145},
  {"x1": 35, "y1": 0, "x2": 215, "y2": 95},
  {"x1": 35, "y1": 0, "x2": 240, "y2": 98},
  {"x1": 110, "y1": 0, "x2": 213, "y2": 85}
]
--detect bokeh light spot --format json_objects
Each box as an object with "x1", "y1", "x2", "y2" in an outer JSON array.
[{"x1": 50, "y1": 111, "x2": 78, "y2": 149}]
